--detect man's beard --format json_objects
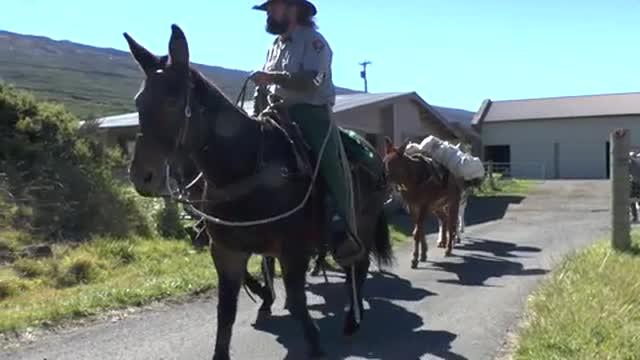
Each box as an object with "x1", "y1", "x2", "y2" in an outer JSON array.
[{"x1": 266, "y1": 16, "x2": 289, "y2": 35}]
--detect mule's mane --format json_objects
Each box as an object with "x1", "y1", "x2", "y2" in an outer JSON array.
[{"x1": 188, "y1": 65, "x2": 253, "y2": 120}]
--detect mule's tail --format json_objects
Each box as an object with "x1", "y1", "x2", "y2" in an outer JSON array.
[{"x1": 373, "y1": 212, "x2": 394, "y2": 267}]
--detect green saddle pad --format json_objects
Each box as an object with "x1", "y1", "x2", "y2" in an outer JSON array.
[{"x1": 338, "y1": 128, "x2": 385, "y2": 180}]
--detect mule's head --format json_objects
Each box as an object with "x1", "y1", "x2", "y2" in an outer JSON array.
[
  {"x1": 382, "y1": 137, "x2": 413, "y2": 187},
  {"x1": 124, "y1": 24, "x2": 193, "y2": 197}
]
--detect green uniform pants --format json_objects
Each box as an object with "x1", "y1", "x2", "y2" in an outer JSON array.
[{"x1": 289, "y1": 104, "x2": 357, "y2": 234}]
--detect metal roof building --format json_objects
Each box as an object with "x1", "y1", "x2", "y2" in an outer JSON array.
[
  {"x1": 473, "y1": 92, "x2": 640, "y2": 179},
  {"x1": 90, "y1": 91, "x2": 472, "y2": 158}
]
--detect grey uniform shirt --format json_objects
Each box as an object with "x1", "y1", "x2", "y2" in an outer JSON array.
[{"x1": 256, "y1": 26, "x2": 336, "y2": 110}]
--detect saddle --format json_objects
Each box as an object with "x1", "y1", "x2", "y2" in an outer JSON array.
[
  {"x1": 256, "y1": 95, "x2": 386, "y2": 188},
  {"x1": 409, "y1": 153, "x2": 448, "y2": 187},
  {"x1": 257, "y1": 95, "x2": 314, "y2": 177}
]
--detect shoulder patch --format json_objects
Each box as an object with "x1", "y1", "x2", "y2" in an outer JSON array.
[{"x1": 312, "y1": 39, "x2": 325, "y2": 53}]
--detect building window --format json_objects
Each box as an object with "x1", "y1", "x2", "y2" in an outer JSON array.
[{"x1": 484, "y1": 145, "x2": 511, "y2": 176}]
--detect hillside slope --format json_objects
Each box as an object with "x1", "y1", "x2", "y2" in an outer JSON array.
[{"x1": 0, "y1": 30, "x2": 356, "y2": 119}]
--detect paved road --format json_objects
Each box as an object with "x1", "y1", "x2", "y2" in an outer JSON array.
[{"x1": 1, "y1": 181, "x2": 611, "y2": 360}]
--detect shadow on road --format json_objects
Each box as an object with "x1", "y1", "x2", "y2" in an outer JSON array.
[
  {"x1": 428, "y1": 238, "x2": 547, "y2": 286},
  {"x1": 252, "y1": 270, "x2": 467, "y2": 359},
  {"x1": 390, "y1": 195, "x2": 525, "y2": 236},
  {"x1": 454, "y1": 237, "x2": 541, "y2": 258}
]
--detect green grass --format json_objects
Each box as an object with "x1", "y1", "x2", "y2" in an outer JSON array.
[
  {"x1": 389, "y1": 225, "x2": 409, "y2": 245},
  {"x1": 0, "y1": 236, "x2": 262, "y2": 333},
  {"x1": 473, "y1": 175, "x2": 538, "y2": 197},
  {"x1": 514, "y1": 235, "x2": 640, "y2": 360},
  {"x1": 0, "y1": 224, "x2": 408, "y2": 334}
]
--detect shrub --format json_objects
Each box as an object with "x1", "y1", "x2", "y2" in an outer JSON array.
[
  {"x1": 0, "y1": 84, "x2": 153, "y2": 240},
  {"x1": 156, "y1": 199, "x2": 187, "y2": 239}
]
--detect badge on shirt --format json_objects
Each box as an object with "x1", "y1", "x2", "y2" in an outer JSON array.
[{"x1": 312, "y1": 39, "x2": 325, "y2": 53}]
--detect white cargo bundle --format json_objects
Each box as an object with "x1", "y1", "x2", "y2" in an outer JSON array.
[{"x1": 405, "y1": 136, "x2": 485, "y2": 181}]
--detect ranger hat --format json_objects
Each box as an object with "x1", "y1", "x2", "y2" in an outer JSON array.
[{"x1": 252, "y1": 0, "x2": 317, "y2": 16}]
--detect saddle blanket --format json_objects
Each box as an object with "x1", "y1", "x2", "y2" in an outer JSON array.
[{"x1": 404, "y1": 135, "x2": 485, "y2": 181}]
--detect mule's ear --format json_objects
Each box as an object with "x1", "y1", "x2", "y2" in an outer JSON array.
[
  {"x1": 124, "y1": 32, "x2": 160, "y2": 74},
  {"x1": 168, "y1": 24, "x2": 189, "y2": 67}
]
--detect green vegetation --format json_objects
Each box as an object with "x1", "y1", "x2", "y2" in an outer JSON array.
[
  {"x1": 473, "y1": 174, "x2": 538, "y2": 197},
  {"x1": 389, "y1": 224, "x2": 409, "y2": 245},
  {"x1": 0, "y1": 236, "x2": 264, "y2": 332},
  {"x1": 514, "y1": 235, "x2": 640, "y2": 360},
  {"x1": 1, "y1": 84, "x2": 154, "y2": 241}
]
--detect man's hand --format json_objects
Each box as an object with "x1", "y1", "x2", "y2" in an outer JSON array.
[{"x1": 250, "y1": 71, "x2": 275, "y2": 86}]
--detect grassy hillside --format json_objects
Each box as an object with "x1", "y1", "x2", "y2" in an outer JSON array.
[{"x1": 0, "y1": 30, "x2": 356, "y2": 119}]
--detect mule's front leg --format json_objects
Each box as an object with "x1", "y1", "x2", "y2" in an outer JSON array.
[
  {"x1": 210, "y1": 244, "x2": 249, "y2": 360},
  {"x1": 282, "y1": 256, "x2": 325, "y2": 358}
]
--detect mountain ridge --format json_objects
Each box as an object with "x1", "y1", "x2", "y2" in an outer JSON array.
[{"x1": 0, "y1": 30, "x2": 357, "y2": 119}]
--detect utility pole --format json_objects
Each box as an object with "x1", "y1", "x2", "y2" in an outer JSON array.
[{"x1": 359, "y1": 60, "x2": 372, "y2": 93}]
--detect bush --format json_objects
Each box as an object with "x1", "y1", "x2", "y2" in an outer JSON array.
[
  {"x1": 156, "y1": 199, "x2": 187, "y2": 239},
  {"x1": 0, "y1": 84, "x2": 153, "y2": 241}
]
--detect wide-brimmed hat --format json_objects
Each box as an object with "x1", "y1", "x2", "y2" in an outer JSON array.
[{"x1": 252, "y1": 0, "x2": 317, "y2": 16}]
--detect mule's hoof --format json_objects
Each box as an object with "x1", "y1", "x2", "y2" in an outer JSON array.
[
  {"x1": 444, "y1": 250, "x2": 452, "y2": 257},
  {"x1": 411, "y1": 260, "x2": 419, "y2": 269},
  {"x1": 420, "y1": 255, "x2": 427, "y2": 262},
  {"x1": 437, "y1": 242, "x2": 446, "y2": 248},
  {"x1": 344, "y1": 319, "x2": 361, "y2": 338}
]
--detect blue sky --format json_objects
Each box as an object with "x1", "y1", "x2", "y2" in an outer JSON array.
[{"x1": 3, "y1": 0, "x2": 640, "y2": 110}]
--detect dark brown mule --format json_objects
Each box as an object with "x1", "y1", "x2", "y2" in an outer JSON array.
[
  {"x1": 125, "y1": 25, "x2": 392, "y2": 360},
  {"x1": 382, "y1": 137, "x2": 463, "y2": 268}
]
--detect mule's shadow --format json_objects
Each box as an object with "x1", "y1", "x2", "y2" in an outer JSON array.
[
  {"x1": 252, "y1": 271, "x2": 467, "y2": 359},
  {"x1": 428, "y1": 238, "x2": 547, "y2": 286},
  {"x1": 454, "y1": 237, "x2": 541, "y2": 258}
]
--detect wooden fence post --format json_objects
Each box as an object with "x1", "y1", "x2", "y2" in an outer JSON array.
[{"x1": 611, "y1": 128, "x2": 631, "y2": 251}]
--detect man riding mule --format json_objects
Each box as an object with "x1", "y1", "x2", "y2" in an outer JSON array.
[
  {"x1": 250, "y1": 0, "x2": 363, "y2": 268},
  {"x1": 123, "y1": 20, "x2": 392, "y2": 359}
]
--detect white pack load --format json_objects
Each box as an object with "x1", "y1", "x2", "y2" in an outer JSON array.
[{"x1": 404, "y1": 135, "x2": 485, "y2": 181}]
